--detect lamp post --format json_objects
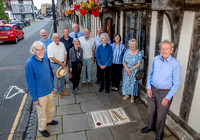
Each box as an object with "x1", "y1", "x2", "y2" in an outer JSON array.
[{"x1": 52, "y1": 0, "x2": 57, "y2": 33}]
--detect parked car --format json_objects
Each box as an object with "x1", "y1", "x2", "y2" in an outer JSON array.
[
  {"x1": 0, "y1": 20, "x2": 7, "y2": 24},
  {"x1": 38, "y1": 16, "x2": 44, "y2": 20},
  {"x1": 0, "y1": 24, "x2": 24, "y2": 44},
  {"x1": 10, "y1": 20, "x2": 25, "y2": 28},
  {"x1": 21, "y1": 19, "x2": 31, "y2": 26}
]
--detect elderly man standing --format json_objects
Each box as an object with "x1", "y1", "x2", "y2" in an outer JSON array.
[
  {"x1": 79, "y1": 28, "x2": 95, "y2": 87},
  {"x1": 25, "y1": 41, "x2": 58, "y2": 137},
  {"x1": 141, "y1": 40, "x2": 181, "y2": 140},
  {"x1": 39, "y1": 29, "x2": 52, "y2": 58},
  {"x1": 60, "y1": 28, "x2": 73, "y2": 81},
  {"x1": 48, "y1": 33, "x2": 69, "y2": 98},
  {"x1": 69, "y1": 23, "x2": 84, "y2": 39}
]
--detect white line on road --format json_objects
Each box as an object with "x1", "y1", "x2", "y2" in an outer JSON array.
[{"x1": 4, "y1": 85, "x2": 25, "y2": 99}]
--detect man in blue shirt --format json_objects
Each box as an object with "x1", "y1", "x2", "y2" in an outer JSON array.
[
  {"x1": 39, "y1": 29, "x2": 52, "y2": 58},
  {"x1": 141, "y1": 40, "x2": 181, "y2": 140},
  {"x1": 25, "y1": 41, "x2": 58, "y2": 138},
  {"x1": 60, "y1": 28, "x2": 73, "y2": 81},
  {"x1": 69, "y1": 23, "x2": 84, "y2": 39}
]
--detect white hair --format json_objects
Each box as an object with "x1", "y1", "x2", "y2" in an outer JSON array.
[
  {"x1": 159, "y1": 39, "x2": 174, "y2": 48},
  {"x1": 100, "y1": 33, "x2": 110, "y2": 41},
  {"x1": 129, "y1": 39, "x2": 137, "y2": 46},
  {"x1": 72, "y1": 38, "x2": 80, "y2": 45},
  {"x1": 30, "y1": 41, "x2": 46, "y2": 55},
  {"x1": 72, "y1": 23, "x2": 79, "y2": 28}
]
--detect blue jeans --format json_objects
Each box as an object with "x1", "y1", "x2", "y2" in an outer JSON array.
[
  {"x1": 81, "y1": 58, "x2": 93, "y2": 83},
  {"x1": 50, "y1": 63, "x2": 65, "y2": 94}
]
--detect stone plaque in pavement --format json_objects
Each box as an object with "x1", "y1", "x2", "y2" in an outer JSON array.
[
  {"x1": 81, "y1": 100, "x2": 105, "y2": 112},
  {"x1": 63, "y1": 114, "x2": 91, "y2": 133},
  {"x1": 76, "y1": 93, "x2": 99, "y2": 103},
  {"x1": 59, "y1": 95, "x2": 75, "y2": 105},
  {"x1": 58, "y1": 131, "x2": 87, "y2": 140},
  {"x1": 37, "y1": 116, "x2": 62, "y2": 137},
  {"x1": 36, "y1": 135, "x2": 56, "y2": 140},
  {"x1": 86, "y1": 127, "x2": 114, "y2": 140},
  {"x1": 57, "y1": 104, "x2": 81, "y2": 115},
  {"x1": 90, "y1": 107, "x2": 131, "y2": 129}
]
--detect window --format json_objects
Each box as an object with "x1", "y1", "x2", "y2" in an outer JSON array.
[
  {"x1": 87, "y1": 14, "x2": 91, "y2": 29},
  {"x1": 0, "y1": 26, "x2": 12, "y2": 31}
]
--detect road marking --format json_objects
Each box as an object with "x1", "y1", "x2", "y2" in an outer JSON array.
[
  {"x1": 7, "y1": 94, "x2": 27, "y2": 140},
  {"x1": 4, "y1": 85, "x2": 25, "y2": 99}
]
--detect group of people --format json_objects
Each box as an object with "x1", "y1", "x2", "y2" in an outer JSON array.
[{"x1": 25, "y1": 23, "x2": 181, "y2": 140}]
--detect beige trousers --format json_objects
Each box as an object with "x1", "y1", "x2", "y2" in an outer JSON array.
[{"x1": 36, "y1": 91, "x2": 54, "y2": 131}]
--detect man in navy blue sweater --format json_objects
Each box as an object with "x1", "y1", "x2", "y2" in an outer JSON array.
[{"x1": 25, "y1": 41, "x2": 58, "y2": 137}]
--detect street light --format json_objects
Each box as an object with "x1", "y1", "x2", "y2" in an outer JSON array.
[{"x1": 52, "y1": 0, "x2": 57, "y2": 33}]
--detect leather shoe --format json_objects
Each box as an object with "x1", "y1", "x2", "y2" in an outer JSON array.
[
  {"x1": 47, "y1": 120, "x2": 58, "y2": 125},
  {"x1": 40, "y1": 130, "x2": 50, "y2": 137},
  {"x1": 95, "y1": 80, "x2": 99, "y2": 84},
  {"x1": 56, "y1": 93, "x2": 62, "y2": 98},
  {"x1": 155, "y1": 137, "x2": 162, "y2": 140},
  {"x1": 141, "y1": 126, "x2": 152, "y2": 133}
]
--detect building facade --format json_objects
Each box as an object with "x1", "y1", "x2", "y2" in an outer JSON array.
[
  {"x1": 10, "y1": 0, "x2": 34, "y2": 20},
  {"x1": 63, "y1": 0, "x2": 200, "y2": 139},
  {"x1": 3, "y1": 0, "x2": 14, "y2": 21}
]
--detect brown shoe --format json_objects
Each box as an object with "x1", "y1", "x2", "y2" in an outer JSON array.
[
  {"x1": 56, "y1": 93, "x2": 62, "y2": 98},
  {"x1": 82, "y1": 83, "x2": 86, "y2": 87},
  {"x1": 88, "y1": 82, "x2": 92, "y2": 87},
  {"x1": 60, "y1": 90, "x2": 69, "y2": 95}
]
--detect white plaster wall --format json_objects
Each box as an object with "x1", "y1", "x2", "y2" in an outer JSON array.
[
  {"x1": 170, "y1": 11, "x2": 195, "y2": 115},
  {"x1": 120, "y1": 11, "x2": 123, "y2": 42},
  {"x1": 147, "y1": 11, "x2": 157, "y2": 77},
  {"x1": 188, "y1": 69, "x2": 200, "y2": 133},
  {"x1": 162, "y1": 14, "x2": 171, "y2": 41}
]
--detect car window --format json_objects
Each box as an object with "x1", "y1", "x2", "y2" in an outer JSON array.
[
  {"x1": 0, "y1": 26, "x2": 12, "y2": 31},
  {"x1": 13, "y1": 25, "x2": 18, "y2": 30}
]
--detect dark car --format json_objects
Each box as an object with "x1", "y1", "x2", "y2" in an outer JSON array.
[
  {"x1": 0, "y1": 24, "x2": 24, "y2": 44},
  {"x1": 38, "y1": 15, "x2": 44, "y2": 20},
  {"x1": 10, "y1": 20, "x2": 25, "y2": 28},
  {"x1": 21, "y1": 19, "x2": 31, "y2": 26},
  {"x1": 0, "y1": 20, "x2": 7, "y2": 24}
]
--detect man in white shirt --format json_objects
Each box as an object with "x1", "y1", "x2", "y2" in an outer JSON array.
[
  {"x1": 79, "y1": 28, "x2": 95, "y2": 87},
  {"x1": 47, "y1": 33, "x2": 69, "y2": 98}
]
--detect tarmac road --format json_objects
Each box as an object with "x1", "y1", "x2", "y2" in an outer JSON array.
[{"x1": 0, "y1": 18, "x2": 53, "y2": 140}]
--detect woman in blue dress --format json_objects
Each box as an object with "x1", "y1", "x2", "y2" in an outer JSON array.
[{"x1": 122, "y1": 39, "x2": 142, "y2": 103}]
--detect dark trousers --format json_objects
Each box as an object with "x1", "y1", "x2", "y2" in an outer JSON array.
[
  {"x1": 148, "y1": 85, "x2": 173, "y2": 138},
  {"x1": 71, "y1": 62, "x2": 81, "y2": 90},
  {"x1": 111, "y1": 64, "x2": 123, "y2": 88},
  {"x1": 96, "y1": 61, "x2": 101, "y2": 82},
  {"x1": 99, "y1": 66, "x2": 111, "y2": 90}
]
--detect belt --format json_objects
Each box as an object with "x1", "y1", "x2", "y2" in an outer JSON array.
[{"x1": 152, "y1": 85, "x2": 170, "y2": 91}]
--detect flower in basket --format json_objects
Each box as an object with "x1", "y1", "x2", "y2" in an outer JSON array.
[
  {"x1": 67, "y1": 9, "x2": 74, "y2": 15},
  {"x1": 79, "y1": 2, "x2": 89, "y2": 16},
  {"x1": 74, "y1": 3, "x2": 80, "y2": 11},
  {"x1": 62, "y1": 11, "x2": 66, "y2": 15}
]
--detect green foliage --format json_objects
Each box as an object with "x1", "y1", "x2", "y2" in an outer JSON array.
[{"x1": 0, "y1": 0, "x2": 9, "y2": 20}]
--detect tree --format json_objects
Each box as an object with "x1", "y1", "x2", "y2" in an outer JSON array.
[{"x1": 0, "y1": 0, "x2": 9, "y2": 20}]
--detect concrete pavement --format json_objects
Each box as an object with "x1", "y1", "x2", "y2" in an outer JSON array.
[{"x1": 35, "y1": 20, "x2": 178, "y2": 140}]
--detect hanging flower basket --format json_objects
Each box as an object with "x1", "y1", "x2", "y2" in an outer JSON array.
[{"x1": 74, "y1": 0, "x2": 101, "y2": 17}]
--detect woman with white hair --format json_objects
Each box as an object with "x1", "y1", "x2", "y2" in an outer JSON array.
[
  {"x1": 96, "y1": 33, "x2": 112, "y2": 93},
  {"x1": 122, "y1": 39, "x2": 142, "y2": 103},
  {"x1": 69, "y1": 38, "x2": 83, "y2": 95}
]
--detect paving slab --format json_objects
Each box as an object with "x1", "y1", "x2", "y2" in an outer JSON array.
[
  {"x1": 86, "y1": 128, "x2": 114, "y2": 140},
  {"x1": 37, "y1": 116, "x2": 62, "y2": 137},
  {"x1": 36, "y1": 135, "x2": 56, "y2": 140},
  {"x1": 110, "y1": 121, "x2": 156, "y2": 140},
  {"x1": 58, "y1": 95, "x2": 75, "y2": 106},
  {"x1": 54, "y1": 96, "x2": 59, "y2": 106},
  {"x1": 57, "y1": 104, "x2": 81, "y2": 116},
  {"x1": 58, "y1": 131, "x2": 87, "y2": 140},
  {"x1": 78, "y1": 86, "x2": 92, "y2": 94},
  {"x1": 76, "y1": 93, "x2": 99, "y2": 103},
  {"x1": 81, "y1": 100, "x2": 105, "y2": 112},
  {"x1": 63, "y1": 114, "x2": 91, "y2": 133}
]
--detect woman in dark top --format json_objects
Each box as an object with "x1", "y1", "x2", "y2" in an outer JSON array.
[{"x1": 69, "y1": 38, "x2": 83, "y2": 95}]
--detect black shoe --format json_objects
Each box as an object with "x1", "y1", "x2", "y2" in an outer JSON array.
[
  {"x1": 141, "y1": 126, "x2": 153, "y2": 133},
  {"x1": 95, "y1": 80, "x2": 99, "y2": 84},
  {"x1": 47, "y1": 120, "x2": 58, "y2": 125},
  {"x1": 106, "y1": 89, "x2": 110, "y2": 93},
  {"x1": 98, "y1": 88, "x2": 103, "y2": 92},
  {"x1": 155, "y1": 137, "x2": 162, "y2": 140},
  {"x1": 40, "y1": 130, "x2": 50, "y2": 137},
  {"x1": 69, "y1": 78, "x2": 73, "y2": 83}
]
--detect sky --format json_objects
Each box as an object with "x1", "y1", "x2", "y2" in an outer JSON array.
[{"x1": 33, "y1": 0, "x2": 56, "y2": 9}]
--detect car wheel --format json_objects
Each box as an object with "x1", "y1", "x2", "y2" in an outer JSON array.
[{"x1": 14, "y1": 37, "x2": 18, "y2": 44}]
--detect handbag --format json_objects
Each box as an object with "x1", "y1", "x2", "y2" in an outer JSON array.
[{"x1": 135, "y1": 69, "x2": 145, "y2": 80}]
